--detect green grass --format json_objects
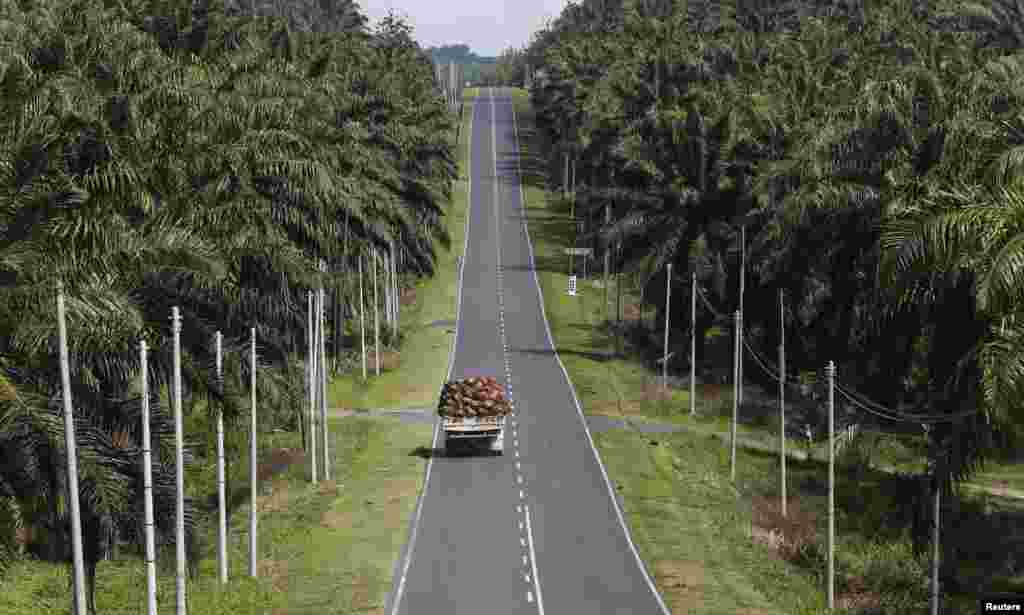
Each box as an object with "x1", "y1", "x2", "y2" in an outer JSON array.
[
  {"x1": 509, "y1": 87, "x2": 1024, "y2": 614},
  {"x1": 594, "y1": 428, "x2": 826, "y2": 614},
  {"x1": 592, "y1": 425, "x2": 1024, "y2": 614},
  {"x1": 0, "y1": 417, "x2": 432, "y2": 615}
]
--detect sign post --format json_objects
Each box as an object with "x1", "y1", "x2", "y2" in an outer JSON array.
[
  {"x1": 568, "y1": 275, "x2": 577, "y2": 296},
  {"x1": 563, "y1": 247, "x2": 592, "y2": 280}
]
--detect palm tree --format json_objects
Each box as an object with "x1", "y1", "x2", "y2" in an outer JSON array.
[{"x1": 0, "y1": 0, "x2": 456, "y2": 610}]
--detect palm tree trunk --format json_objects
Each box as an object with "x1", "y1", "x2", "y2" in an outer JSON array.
[
  {"x1": 639, "y1": 269, "x2": 646, "y2": 331},
  {"x1": 395, "y1": 245, "x2": 401, "y2": 333},
  {"x1": 319, "y1": 287, "x2": 330, "y2": 480},
  {"x1": 616, "y1": 238, "x2": 623, "y2": 325},
  {"x1": 392, "y1": 242, "x2": 399, "y2": 336},
  {"x1": 333, "y1": 286, "x2": 341, "y2": 375},
  {"x1": 359, "y1": 254, "x2": 367, "y2": 380},
  {"x1": 604, "y1": 203, "x2": 610, "y2": 322},
  {"x1": 386, "y1": 249, "x2": 394, "y2": 335},
  {"x1": 373, "y1": 249, "x2": 381, "y2": 376},
  {"x1": 308, "y1": 291, "x2": 318, "y2": 484}
]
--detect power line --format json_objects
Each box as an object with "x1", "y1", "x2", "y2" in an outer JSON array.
[
  {"x1": 741, "y1": 332, "x2": 980, "y2": 424},
  {"x1": 691, "y1": 278, "x2": 982, "y2": 424}
]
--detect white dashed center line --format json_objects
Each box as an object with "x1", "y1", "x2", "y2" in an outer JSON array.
[{"x1": 488, "y1": 87, "x2": 543, "y2": 615}]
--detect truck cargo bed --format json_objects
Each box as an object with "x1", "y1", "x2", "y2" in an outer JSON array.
[
  {"x1": 442, "y1": 415, "x2": 504, "y2": 437},
  {"x1": 442, "y1": 415, "x2": 505, "y2": 454}
]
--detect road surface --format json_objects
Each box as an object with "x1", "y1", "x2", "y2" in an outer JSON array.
[{"x1": 386, "y1": 87, "x2": 670, "y2": 615}]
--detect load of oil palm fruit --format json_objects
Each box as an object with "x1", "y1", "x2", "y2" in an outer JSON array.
[{"x1": 437, "y1": 376, "x2": 511, "y2": 417}]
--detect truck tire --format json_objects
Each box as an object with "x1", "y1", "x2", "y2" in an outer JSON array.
[{"x1": 489, "y1": 436, "x2": 504, "y2": 456}]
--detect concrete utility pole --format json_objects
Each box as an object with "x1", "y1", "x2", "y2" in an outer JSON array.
[
  {"x1": 564, "y1": 152, "x2": 569, "y2": 196},
  {"x1": 566, "y1": 153, "x2": 573, "y2": 276},
  {"x1": 140, "y1": 341, "x2": 158, "y2": 615},
  {"x1": 358, "y1": 255, "x2": 367, "y2": 380},
  {"x1": 616, "y1": 238, "x2": 623, "y2": 326},
  {"x1": 319, "y1": 287, "x2": 330, "y2": 480},
  {"x1": 932, "y1": 468, "x2": 941, "y2": 615},
  {"x1": 308, "y1": 292, "x2": 318, "y2": 484},
  {"x1": 604, "y1": 203, "x2": 611, "y2": 317},
  {"x1": 779, "y1": 291, "x2": 787, "y2": 518},
  {"x1": 249, "y1": 328, "x2": 257, "y2": 578},
  {"x1": 373, "y1": 248, "x2": 381, "y2": 376},
  {"x1": 663, "y1": 263, "x2": 672, "y2": 391},
  {"x1": 738, "y1": 225, "x2": 745, "y2": 410},
  {"x1": 827, "y1": 360, "x2": 836, "y2": 609},
  {"x1": 56, "y1": 281, "x2": 87, "y2": 615},
  {"x1": 690, "y1": 271, "x2": 696, "y2": 416},
  {"x1": 215, "y1": 332, "x2": 228, "y2": 582},
  {"x1": 171, "y1": 307, "x2": 187, "y2": 615},
  {"x1": 731, "y1": 310, "x2": 740, "y2": 482}
]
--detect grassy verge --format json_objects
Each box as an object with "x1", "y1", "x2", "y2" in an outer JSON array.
[
  {"x1": 510, "y1": 87, "x2": 1024, "y2": 613},
  {"x1": 0, "y1": 417, "x2": 432, "y2": 615}
]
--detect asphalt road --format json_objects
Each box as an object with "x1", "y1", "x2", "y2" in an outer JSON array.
[{"x1": 386, "y1": 88, "x2": 670, "y2": 615}]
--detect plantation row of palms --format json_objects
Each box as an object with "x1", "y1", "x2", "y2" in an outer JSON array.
[
  {"x1": 514, "y1": 0, "x2": 1024, "y2": 573},
  {"x1": 0, "y1": 0, "x2": 456, "y2": 609}
]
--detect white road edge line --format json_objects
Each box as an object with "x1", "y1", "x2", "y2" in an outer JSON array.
[
  {"x1": 510, "y1": 91, "x2": 672, "y2": 615},
  {"x1": 388, "y1": 87, "x2": 476, "y2": 615}
]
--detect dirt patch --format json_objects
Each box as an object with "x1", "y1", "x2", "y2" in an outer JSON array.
[
  {"x1": 696, "y1": 383, "x2": 731, "y2": 403},
  {"x1": 382, "y1": 478, "x2": 421, "y2": 530},
  {"x1": 398, "y1": 384, "x2": 439, "y2": 401},
  {"x1": 399, "y1": 287, "x2": 417, "y2": 306},
  {"x1": 258, "y1": 558, "x2": 288, "y2": 592},
  {"x1": 653, "y1": 559, "x2": 705, "y2": 612},
  {"x1": 641, "y1": 381, "x2": 675, "y2": 402},
  {"x1": 588, "y1": 397, "x2": 645, "y2": 417},
  {"x1": 749, "y1": 495, "x2": 819, "y2": 562},
  {"x1": 321, "y1": 509, "x2": 352, "y2": 529},
  {"x1": 257, "y1": 448, "x2": 305, "y2": 482},
  {"x1": 349, "y1": 572, "x2": 376, "y2": 610},
  {"x1": 623, "y1": 302, "x2": 642, "y2": 321},
  {"x1": 363, "y1": 350, "x2": 401, "y2": 372},
  {"x1": 978, "y1": 484, "x2": 1024, "y2": 499},
  {"x1": 318, "y1": 479, "x2": 340, "y2": 497},
  {"x1": 15, "y1": 525, "x2": 34, "y2": 551},
  {"x1": 836, "y1": 575, "x2": 883, "y2": 611},
  {"x1": 258, "y1": 478, "x2": 292, "y2": 513}
]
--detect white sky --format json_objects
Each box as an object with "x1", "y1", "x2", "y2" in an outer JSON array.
[{"x1": 360, "y1": 1, "x2": 571, "y2": 56}]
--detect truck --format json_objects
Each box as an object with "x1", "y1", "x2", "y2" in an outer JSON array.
[
  {"x1": 438, "y1": 376, "x2": 509, "y2": 456},
  {"x1": 443, "y1": 414, "x2": 506, "y2": 456}
]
